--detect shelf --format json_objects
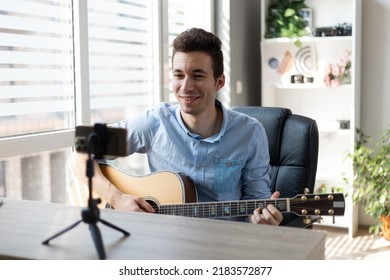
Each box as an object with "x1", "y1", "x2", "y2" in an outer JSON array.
[
  {"x1": 319, "y1": 129, "x2": 351, "y2": 137},
  {"x1": 263, "y1": 83, "x2": 353, "y2": 90},
  {"x1": 262, "y1": 36, "x2": 353, "y2": 44}
]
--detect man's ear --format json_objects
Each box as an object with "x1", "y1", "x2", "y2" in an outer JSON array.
[{"x1": 215, "y1": 74, "x2": 225, "y2": 90}]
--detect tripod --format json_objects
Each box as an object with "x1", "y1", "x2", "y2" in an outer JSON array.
[{"x1": 42, "y1": 124, "x2": 130, "y2": 259}]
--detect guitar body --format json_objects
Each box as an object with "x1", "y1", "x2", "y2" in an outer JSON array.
[{"x1": 68, "y1": 163, "x2": 197, "y2": 208}]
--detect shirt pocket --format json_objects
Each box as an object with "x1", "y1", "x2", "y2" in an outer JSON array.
[{"x1": 213, "y1": 158, "x2": 244, "y2": 199}]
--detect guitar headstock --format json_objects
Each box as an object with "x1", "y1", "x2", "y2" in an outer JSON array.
[{"x1": 289, "y1": 193, "x2": 345, "y2": 216}]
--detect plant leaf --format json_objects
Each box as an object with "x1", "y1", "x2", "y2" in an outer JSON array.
[{"x1": 284, "y1": 8, "x2": 295, "y2": 17}]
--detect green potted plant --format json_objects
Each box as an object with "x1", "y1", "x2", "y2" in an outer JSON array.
[
  {"x1": 349, "y1": 128, "x2": 390, "y2": 239},
  {"x1": 265, "y1": 0, "x2": 310, "y2": 47}
]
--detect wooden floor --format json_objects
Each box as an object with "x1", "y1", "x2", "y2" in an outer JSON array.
[{"x1": 313, "y1": 225, "x2": 390, "y2": 260}]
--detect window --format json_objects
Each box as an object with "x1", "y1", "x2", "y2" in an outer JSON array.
[
  {"x1": 0, "y1": 0, "x2": 213, "y2": 203},
  {"x1": 0, "y1": 0, "x2": 74, "y2": 203}
]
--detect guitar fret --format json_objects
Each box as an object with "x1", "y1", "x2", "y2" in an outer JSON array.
[
  {"x1": 276, "y1": 200, "x2": 287, "y2": 212},
  {"x1": 210, "y1": 203, "x2": 217, "y2": 217},
  {"x1": 216, "y1": 203, "x2": 221, "y2": 217},
  {"x1": 197, "y1": 204, "x2": 201, "y2": 218},
  {"x1": 202, "y1": 203, "x2": 207, "y2": 218},
  {"x1": 185, "y1": 204, "x2": 190, "y2": 217},
  {"x1": 247, "y1": 201, "x2": 256, "y2": 214},
  {"x1": 231, "y1": 201, "x2": 239, "y2": 216},
  {"x1": 216, "y1": 203, "x2": 222, "y2": 217},
  {"x1": 238, "y1": 201, "x2": 246, "y2": 215},
  {"x1": 193, "y1": 205, "x2": 198, "y2": 217},
  {"x1": 176, "y1": 204, "x2": 180, "y2": 216},
  {"x1": 223, "y1": 202, "x2": 231, "y2": 216},
  {"x1": 202, "y1": 204, "x2": 208, "y2": 218},
  {"x1": 256, "y1": 201, "x2": 265, "y2": 210}
]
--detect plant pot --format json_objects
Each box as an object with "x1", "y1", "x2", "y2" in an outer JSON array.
[{"x1": 381, "y1": 215, "x2": 390, "y2": 241}]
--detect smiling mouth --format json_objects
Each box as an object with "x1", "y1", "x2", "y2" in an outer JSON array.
[{"x1": 180, "y1": 96, "x2": 200, "y2": 102}]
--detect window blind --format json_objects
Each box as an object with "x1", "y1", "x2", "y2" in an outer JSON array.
[
  {"x1": 88, "y1": 0, "x2": 156, "y2": 124},
  {"x1": 165, "y1": 0, "x2": 212, "y2": 102},
  {"x1": 0, "y1": 0, "x2": 74, "y2": 137}
]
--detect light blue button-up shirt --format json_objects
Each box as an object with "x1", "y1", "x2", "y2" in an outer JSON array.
[{"x1": 114, "y1": 100, "x2": 271, "y2": 203}]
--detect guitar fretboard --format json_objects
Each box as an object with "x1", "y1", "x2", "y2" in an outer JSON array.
[{"x1": 156, "y1": 199, "x2": 290, "y2": 218}]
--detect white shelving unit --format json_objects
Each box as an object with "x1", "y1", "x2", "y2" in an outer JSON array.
[{"x1": 260, "y1": 0, "x2": 362, "y2": 236}]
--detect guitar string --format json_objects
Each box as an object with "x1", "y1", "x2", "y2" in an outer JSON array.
[
  {"x1": 158, "y1": 202, "x2": 286, "y2": 217},
  {"x1": 160, "y1": 201, "x2": 294, "y2": 217}
]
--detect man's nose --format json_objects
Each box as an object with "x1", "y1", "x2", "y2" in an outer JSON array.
[{"x1": 182, "y1": 77, "x2": 194, "y2": 91}]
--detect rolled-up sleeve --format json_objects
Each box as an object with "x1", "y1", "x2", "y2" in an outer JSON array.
[{"x1": 240, "y1": 123, "x2": 272, "y2": 200}]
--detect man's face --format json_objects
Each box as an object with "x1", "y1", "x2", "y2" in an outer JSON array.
[{"x1": 172, "y1": 51, "x2": 224, "y2": 116}]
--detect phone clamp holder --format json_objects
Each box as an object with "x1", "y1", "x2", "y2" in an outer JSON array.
[{"x1": 42, "y1": 123, "x2": 130, "y2": 259}]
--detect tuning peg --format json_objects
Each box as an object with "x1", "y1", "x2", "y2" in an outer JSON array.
[
  {"x1": 317, "y1": 216, "x2": 323, "y2": 224},
  {"x1": 304, "y1": 188, "x2": 310, "y2": 194},
  {"x1": 303, "y1": 216, "x2": 312, "y2": 225},
  {"x1": 332, "y1": 215, "x2": 335, "y2": 224},
  {"x1": 331, "y1": 187, "x2": 334, "y2": 193}
]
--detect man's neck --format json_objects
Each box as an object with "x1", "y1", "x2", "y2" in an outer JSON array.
[{"x1": 181, "y1": 106, "x2": 222, "y2": 139}]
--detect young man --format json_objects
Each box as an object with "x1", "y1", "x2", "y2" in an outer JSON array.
[{"x1": 70, "y1": 28, "x2": 282, "y2": 225}]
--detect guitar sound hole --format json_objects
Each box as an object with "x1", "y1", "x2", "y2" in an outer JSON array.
[{"x1": 146, "y1": 200, "x2": 159, "y2": 214}]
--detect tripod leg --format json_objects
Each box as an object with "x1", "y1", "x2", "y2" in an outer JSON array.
[
  {"x1": 42, "y1": 220, "x2": 83, "y2": 245},
  {"x1": 100, "y1": 218, "x2": 130, "y2": 236},
  {"x1": 89, "y1": 223, "x2": 106, "y2": 260}
]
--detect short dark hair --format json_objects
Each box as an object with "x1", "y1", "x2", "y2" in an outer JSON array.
[{"x1": 172, "y1": 28, "x2": 224, "y2": 80}]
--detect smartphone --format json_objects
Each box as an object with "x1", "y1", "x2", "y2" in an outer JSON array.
[{"x1": 75, "y1": 124, "x2": 128, "y2": 157}]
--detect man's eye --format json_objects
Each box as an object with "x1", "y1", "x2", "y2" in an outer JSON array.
[{"x1": 194, "y1": 75, "x2": 205, "y2": 79}]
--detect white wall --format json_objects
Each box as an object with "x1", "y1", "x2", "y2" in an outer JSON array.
[
  {"x1": 359, "y1": 0, "x2": 390, "y2": 225},
  {"x1": 361, "y1": 0, "x2": 390, "y2": 139}
]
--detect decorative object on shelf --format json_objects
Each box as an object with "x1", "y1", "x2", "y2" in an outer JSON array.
[
  {"x1": 315, "y1": 23, "x2": 352, "y2": 37},
  {"x1": 335, "y1": 23, "x2": 352, "y2": 36},
  {"x1": 265, "y1": 0, "x2": 311, "y2": 47},
  {"x1": 299, "y1": 8, "x2": 312, "y2": 31},
  {"x1": 262, "y1": 41, "x2": 316, "y2": 86},
  {"x1": 349, "y1": 128, "x2": 390, "y2": 239},
  {"x1": 324, "y1": 50, "x2": 352, "y2": 87},
  {"x1": 338, "y1": 120, "x2": 350, "y2": 130},
  {"x1": 315, "y1": 27, "x2": 336, "y2": 37},
  {"x1": 291, "y1": 74, "x2": 304, "y2": 83}
]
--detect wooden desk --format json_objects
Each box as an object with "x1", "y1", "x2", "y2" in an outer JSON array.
[{"x1": 0, "y1": 198, "x2": 325, "y2": 259}]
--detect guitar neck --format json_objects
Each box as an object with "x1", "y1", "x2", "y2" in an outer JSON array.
[{"x1": 157, "y1": 198, "x2": 289, "y2": 219}]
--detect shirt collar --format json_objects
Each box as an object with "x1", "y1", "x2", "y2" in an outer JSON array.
[{"x1": 175, "y1": 99, "x2": 227, "y2": 143}]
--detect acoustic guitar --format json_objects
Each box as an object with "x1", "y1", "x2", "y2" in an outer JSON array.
[{"x1": 68, "y1": 163, "x2": 345, "y2": 220}]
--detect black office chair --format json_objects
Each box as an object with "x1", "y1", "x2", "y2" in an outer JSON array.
[{"x1": 233, "y1": 106, "x2": 319, "y2": 228}]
